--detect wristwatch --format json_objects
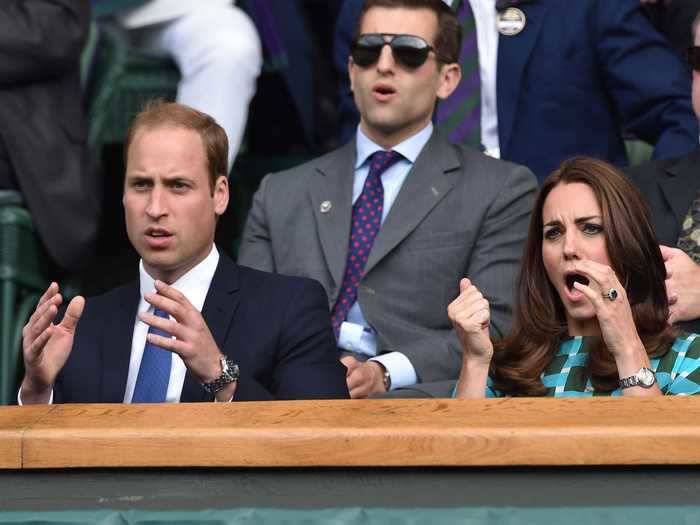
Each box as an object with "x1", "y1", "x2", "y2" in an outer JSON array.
[
  {"x1": 380, "y1": 366, "x2": 391, "y2": 391},
  {"x1": 619, "y1": 367, "x2": 656, "y2": 389},
  {"x1": 201, "y1": 355, "x2": 239, "y2": 394}
]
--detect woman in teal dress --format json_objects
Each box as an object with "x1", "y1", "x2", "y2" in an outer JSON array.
[{"x1": 450, "y1": 157, "x2": 700, "y2": 398}]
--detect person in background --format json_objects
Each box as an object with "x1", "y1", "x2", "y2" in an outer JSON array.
[
  {"x1": 93, "y1": 0, "x2": 262, "y2": 171},
  {"x1": 0, "y1": 0, "x2": 99, "y2": 271},
  {"x1": 335, "y1": 0, "x2": 699, "y2": 181},
  {"x1": 239, "y1": 0, "x2": 536, "y2": 398}
]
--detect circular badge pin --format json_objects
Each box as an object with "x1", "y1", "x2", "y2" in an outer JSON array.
[
  {"x1": 320, "y1": 200, "x2": 332, "y2": 213},
  {"x1": 497, "y1": 7, "x2": 526, "y2": 36}
]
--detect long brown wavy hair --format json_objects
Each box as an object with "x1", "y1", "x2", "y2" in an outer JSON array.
[{"x1": 491, "y1": 157, "x2": 675, "y2": 395}]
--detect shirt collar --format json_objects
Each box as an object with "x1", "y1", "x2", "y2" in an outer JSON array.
[
  {"x1": 139, "y1": 245, "x2": 220, "y2": 305},
  {"x1": 355, "y1": 122, "x2": 433, "y2": 169}
]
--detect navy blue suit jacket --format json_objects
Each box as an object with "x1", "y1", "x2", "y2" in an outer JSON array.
[
  {"x1": 55, "y1": 254, "x2": 349, "y2": 402},
  {"x1": 334, "y1": 0, "x2": 698, "y2": 181}
]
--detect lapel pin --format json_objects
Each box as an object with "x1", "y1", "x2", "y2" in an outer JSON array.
[
  {"x1": 497, "y1": 7, "x2": 527, "y2": 36},
  {"x1": 320, "y1": 200, "x2": 332, "y2": 213}
]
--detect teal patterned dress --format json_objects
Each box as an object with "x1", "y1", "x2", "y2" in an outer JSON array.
[{"x1": 483, "y1": 333, "x2": 700, "y2": 397}]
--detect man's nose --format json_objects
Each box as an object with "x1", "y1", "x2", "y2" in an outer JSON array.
[
  {"x1": 376, "y1": 43, "x2": 396, "y2": 71},
  {"x1": 146, "y1": 186, "x2": 167, "y2": 217}
]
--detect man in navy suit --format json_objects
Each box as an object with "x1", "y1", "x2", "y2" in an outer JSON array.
[
  {"x1": 335, "y1": 0, "x2": 699, "y2": 181},
  {"x1": 19, "y1": 101, "x2": 349, "y2": 404}
]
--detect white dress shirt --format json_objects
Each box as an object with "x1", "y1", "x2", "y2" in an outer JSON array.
[
  {"x1": 338, "y1": 123, "x2": 434, "y2": 389},
  {"x1": 123, "y1": 245, "x2": 220, "y2": 403}
]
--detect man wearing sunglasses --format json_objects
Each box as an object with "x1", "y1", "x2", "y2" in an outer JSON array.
[
  {"x1": 335, "y1": 0, "x2": 699, "y2": 182},
  {"x1": 627, "y1": 10, "x2": 700, "y2": 335},
  {"x1": 239, "y1": 0, "x2": 537, "y2": 398}
]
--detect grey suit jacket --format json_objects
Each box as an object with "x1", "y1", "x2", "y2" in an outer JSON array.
[{"x1": 238, "y1": 131, "x2": 537, "y2": 386}]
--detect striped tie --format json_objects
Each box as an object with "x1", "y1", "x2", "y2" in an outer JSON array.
[{"x1": 436, "y1": 0, "x2": 481, "y2": 147}]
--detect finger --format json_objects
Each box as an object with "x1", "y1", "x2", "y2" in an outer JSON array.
[
  {"x1": 345, "y1": 367, "x2": 366, "y2": 391},
  {"x1": 659, "y1": 245, "x2": 678, "y2": 262},
  {"x1": 28, "y1": 290, "x2": 62, "y2": 328},
  {"x1": 668, "y1": 308, "x2": 680, "y2": 325},
  {"x1": 668, "y1": 292, "x2": 678, "y2": 305},
  {"x1": 25, "y1": 301, "x2": 59, "y2": 346},
  {"x1": 341, "y1": 356, "x2": 359, "y2": 370},
  {"x1": 144, "y1": 292, "x2": 186, "y2": 322},
  {"x1": 139, "y1": 311, "x2": 182, "y2": 338},
  {"x1": 665, "y1": 262, "x2": 674, "y2": 278},
  {"x1": 59, "y1": 296, "x2": 85, "y2": 332},
  {"x1": 153, "y1": 280, "x2": 192, "y2": 308},
  {"x1": 451, "y1": 286, "x2": 484, "y2": 312},
  {"x1": 146, "y1": 333, "x2": 181, "y2": 354},
  {"x1": 573, "y1": 280, "x2": 604, "y2": 307},
  {"x1": 459, "y1": 278, "x2": 472, "y2": 293},
  {"x1": 36, "y1": 282, "x2": 59, "y2": 309},
  {"x1": 26, "y1": 325, "x2": 54, "y2": 361},
  {"x1": 472, "y1": 307, "x2": 490, "y2": 329},
  {"x1": 573, "y1": 261, "x2": 621, "y2": 295},
  {"x1": 666, "y1": 281, "x2": 678, "y2": 305},
  {"x1": 349, "y1": 384, "x2": 368, "y2": 399}
]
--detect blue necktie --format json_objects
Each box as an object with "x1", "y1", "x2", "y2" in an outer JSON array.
[{"x1": 132, "y1": 308, "x2": 172, "y2": 403}]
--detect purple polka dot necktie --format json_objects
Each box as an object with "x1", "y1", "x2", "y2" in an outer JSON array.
[{"x1": 330, "y1": 150, "x2": 403, "y2": 339}]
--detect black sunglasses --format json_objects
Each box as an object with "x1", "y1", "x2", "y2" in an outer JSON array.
[
  {"x1": 688, "y1": 46, "x2": 700, "y2": 72},
  {"x1": 351, "y1": 33, "x2": 449, "y2": 69}
]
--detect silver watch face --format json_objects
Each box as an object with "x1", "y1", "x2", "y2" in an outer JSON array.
[{"x1": 637, "y1": 367, "x2": 656, "y2": 388}]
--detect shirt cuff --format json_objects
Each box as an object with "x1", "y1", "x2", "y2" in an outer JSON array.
[
  {"x1": 17, "y1": 387, "x2": 54, "y2": 405},
  {"x1": 370, "y1": 352, "x2": 417, "y2": 390},
  {"x1": 338, "y1": 321, "x2": 378, "y2": 357}
]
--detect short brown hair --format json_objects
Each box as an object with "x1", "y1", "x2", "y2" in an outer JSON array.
[
  {"x1": 125, "y1": 100, "x2": 228, "y2": 192},
  {"x1": 355, "y1": 0, "x2": 462, "y2": 64},
  {"x1": 491, "y1": 157, "x2": 675, "y2": 395}
]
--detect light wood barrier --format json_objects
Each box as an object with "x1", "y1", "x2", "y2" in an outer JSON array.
[{"x1": 2, "y1": 397, "x2": 700, "y2": 469}]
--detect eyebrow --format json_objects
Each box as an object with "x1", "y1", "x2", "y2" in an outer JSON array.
[{"x1": 543, "y1": 215, "x2": 602, "y2": 228}]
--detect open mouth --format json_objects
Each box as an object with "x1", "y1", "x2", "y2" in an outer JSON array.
[
  {"x1": 373, "y1": 84, "x2": 396, "y2": 97},
  {"x1": 565, "y1": 272, "x2": 589, "y2": 291}
]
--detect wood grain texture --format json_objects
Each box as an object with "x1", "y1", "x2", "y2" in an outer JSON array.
[
  {"x1": 1, "y1": 398, "x2": 699, "y2": 468},
  {"x1": 0, "y1": 405, "x2": 58, "y2": 468}
]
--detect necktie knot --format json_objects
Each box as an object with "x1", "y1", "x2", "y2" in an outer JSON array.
[
  {"x1": 132, "y1": 305, "x2": 172, "y2": 403},
  {"x1": 368, "y1": 150, "x2": 403, "y2": 178}
]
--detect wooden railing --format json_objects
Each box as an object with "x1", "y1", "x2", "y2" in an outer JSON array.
[{"x1": 2, "y1": 397, "x2": 699, "y2": 469}]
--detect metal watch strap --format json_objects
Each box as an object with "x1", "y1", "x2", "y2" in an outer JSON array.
[
  {"x1": 619, "y1": 367, "x2": 655, "y2": 389},
  {"x1": 201, "y1": 356, "x2": 239, "y2": 394},
  {"x1": 382, "y1": 368, "x2": 391, "y2": 391}
]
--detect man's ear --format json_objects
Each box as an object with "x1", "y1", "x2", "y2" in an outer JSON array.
[
  {"x1": 436, "y1": 63, "x2": 462, "y2": 100},
  {"x1": 213, "y1": 175, "x2": 229, "y2": 216}
]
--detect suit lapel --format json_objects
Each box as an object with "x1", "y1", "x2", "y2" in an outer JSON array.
[
  {"x1": 308, "y1": 140, "x2": 356, "y2": 288},
  {"x1": 180, "y1": 256, "x2": 241, "y2": 402},
  {"x1": 660, "y1": 148, "x2": 700, "y2": 233},
  {"x1": 364, "y1": 133, "x2": 460, "y2": 275},
  {"x1": 497, "y1": 2, "x2": 547, "y2": 155},
  {"x1": 100, "y1": 283, "x2": 139, "y2": 403}
]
